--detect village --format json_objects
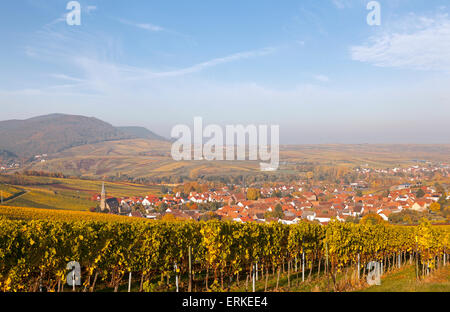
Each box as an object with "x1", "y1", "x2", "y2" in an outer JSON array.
[{"x1": 92, "y1": 163, "x2": 450, "y2": 225}]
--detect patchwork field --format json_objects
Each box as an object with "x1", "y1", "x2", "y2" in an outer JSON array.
[
  {"x1": 22, "y1": 140, "x2": 450, "y2": 180},
  {"x1": 0, "y1": 175, "x2": 162, "y2": 211},
  {"x1": 0, "y1": 184, "x2": 23, "y2": 200},
  {"x1": 0, "y1": 205, "x2": 141, "y2": 222}
]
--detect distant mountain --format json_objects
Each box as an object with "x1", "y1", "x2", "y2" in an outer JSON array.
[
  {"x1": 117, "y1": 126, "x2": 168, "y2": 142},
  {"x1": 0, "y1": 114, "x2": 166, "y2": 159}
]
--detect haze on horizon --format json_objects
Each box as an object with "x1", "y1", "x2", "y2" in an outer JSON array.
[{"x1": 0, "y1": 0, "x2": 449, "y2": 144}]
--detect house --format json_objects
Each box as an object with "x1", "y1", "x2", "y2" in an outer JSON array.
[
  {"x1": 233, "y1": 216, "x2": 253, "y2": 223},
  {"x1": 302, "y1": 211, "x2": 316, "y2": 222},
  {"x1": 129, "y1": 211, "x2": 143, "y2": 218},
  {"x1": 120, "y1": 202, "x2": 132, "y2": 214},
  {"x1": 105, "y1": 198, "x2": 120, "y2": 213},
  {"x1": 145, "y1": 213, "x2": 160, "y2": 220},
  {"x1": 377, "y1": 209, "x2": 392, "y2": 221},
  {"x1": 279, "y1": 217, "x2": 301, "y2": 225},
  {"x1": 142, "y1": 195, "x2": 159, "y2": 206},
  {"x1": 303, "y1": 192, "x2": 317, "y2": 201},
  {"x1": 411, "y1": 200, "x2": 429, "y2": 212}
]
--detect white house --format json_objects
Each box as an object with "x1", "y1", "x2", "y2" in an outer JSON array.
[{"x1": 142, "y1": 198, "x2": 152, "y2": 206}]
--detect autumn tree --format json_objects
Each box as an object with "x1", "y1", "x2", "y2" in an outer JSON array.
[
  {"x1": 360, "y1": 213, "x2": 385, "y2": 225},
  {"x1": 274, "y1": 204, "x2": 284, "y2": 218},
  {"x1": 429, "y1": 202, "x2": 441, "y2": 213},
  {"x1": 416, "y1": 188, "x2": 425, "y2": 198},
  {"x1": 246, "y1": 188, "x2": 261, "y2": 201}
]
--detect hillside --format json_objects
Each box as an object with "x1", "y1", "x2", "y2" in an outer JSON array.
[
  {"x1": 22, "y1": 140, "x2": 450, "y2": 181},
  {"x1": 24, "y1": 138, "x2": 259, "y2": 180},
  {"x1": 0, "y1": 114, "x2": 166, "y2": 159},
  {"x1": 117, "y1": 126, "x2": 168, "y2": 142}
]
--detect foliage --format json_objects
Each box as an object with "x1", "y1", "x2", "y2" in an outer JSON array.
[
  {"x1": 246, "y1": 188, "x2": 261, "y2": 201},
  {"x1": 0, "y1": 205, "x2": 449, "y2": 292},
  {"x1": 360, "y1": 213, "x2": 385, "y2": 225},
  {"x1": 416, "y1": 189, "x2": 425, "y2": 198},
  {"x1": 430, "y1": 202, "x2": 441, "y2": 213}
]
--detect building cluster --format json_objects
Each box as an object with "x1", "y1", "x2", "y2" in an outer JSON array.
[
  {"x1": 355, "y1": 163, "x2": 449, "y2": 177},
  {"x1": 33, "y1": 154, "x2": 48, "y2": 163},
  {"x1": 93, "y1": 178, "x2": 448, "y2": 225},
  {"x1": 0, "y1": 162, "x2": 20, "y2": 171}
]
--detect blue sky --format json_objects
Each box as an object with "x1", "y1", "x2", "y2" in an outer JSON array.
[{"x1": 0, "y1": 0, "x2": 449, "y2": 143}]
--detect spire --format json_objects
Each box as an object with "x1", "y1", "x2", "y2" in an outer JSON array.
[{"x1": 100, "y1": 181, "x2": 106, "y2": 211}]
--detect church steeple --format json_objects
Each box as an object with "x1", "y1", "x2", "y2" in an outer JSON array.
[{"x1": 100, "y1": 181, "x2": 106, "y2": 211}]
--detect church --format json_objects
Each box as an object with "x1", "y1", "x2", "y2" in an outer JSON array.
[{"x1": 100, "y1": 182, "x2": 120, "y2": 213}]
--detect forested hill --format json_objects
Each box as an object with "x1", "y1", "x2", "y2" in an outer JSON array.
[
  {"x1": 0, "y1": 114, "x2": 166, "y2": 159},
  {"x1": 117, "y1": 126, "x2": 168, "y2": 142}
]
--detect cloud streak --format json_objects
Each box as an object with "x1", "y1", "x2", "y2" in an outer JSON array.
[
  {"x1": 23, "y1": 23, "x2": 278, "y2": 95},
  {"x1": 351, "y1": 13, "x2": 450, "y2": 71},
  {"x1": 127, "y1": 47, "x2": 277, "y2": 80},
  {"x1": 118, "y1": 18, "x2": 165, "y2": 32}
]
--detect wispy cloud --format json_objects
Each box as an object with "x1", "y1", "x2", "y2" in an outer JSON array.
[
  {"x1": 23, "y1": 22, "x2": 278, "y2": 96},
  {"x1": 314, "y1": 75, "x2": 330, "y2": 82},
  {"x1": 45, "y1": 14, "x2": 66, "y2": 27},
  {"x1": 118, "y1": 18, "x2": 165, "y2": 32},
  {"x1": 129, "y1": 47, "x2": 277, "y2": 79},
  {"x1": 86, "y1": 5, "x2": 97, "y2": 13},
  {"x1": 331, "y1": 0, "x2": 353, "y2": 9},
  {"x1": 48, "y1": 73, "x2": 86, "y2": 83},
  {"x1": 351, "y1": 13, "x2": 450, "y2": 71}
]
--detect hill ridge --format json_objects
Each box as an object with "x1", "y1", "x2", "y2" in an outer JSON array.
[{"x1": 0, "y1": 113, "x2": 167, "y2": 159}]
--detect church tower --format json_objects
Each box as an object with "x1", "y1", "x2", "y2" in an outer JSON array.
[{"x1": 100, "y1": 181, "x2": 106, "y2": 211}]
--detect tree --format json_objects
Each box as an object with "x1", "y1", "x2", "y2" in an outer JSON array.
[
  {"x1": 438, "y1": 193, "x2": 447, "y2": 206},
  {"x1": 157, "y1": 202, "x2": 168, "y2": 213},
  {"x1": 272, "y1": 191, "x2": 282, "y2": 198},
  {"x1": 360, "y1": 213, "x2": 385, "y2": 225},
  {"x1": 161, "y1": 186, "x2": 169, "y2": 194},
  {"x1": 199, "y1": 212, "x2": 221, "y2": 221},
  {"x1": 416, "y1": 188, "x2": 425, "y2": 198},
  {"x1": 389, "y1": 210, "x2": 422, "y2": 225},
  {"x1": 402, "y1": 215, "x2": 412, "y2": 225},
  {"x1": 187, "y1": 202, "x2": 198, "y2": 210},
  {"x1": 434, "y1": 182, "x2": 445, "y2": 194},
  {"x1": 133, "y1": 203, "x2": 146, "y2": 214},
  {"x1": 429, "y1": 202, "x2": 441, "y2": 213},
  {"x1": 274, "y1": 204, "x2": 284, "y2": 218},
  {"x1": 161, "y1": 214, "x2": 177, "y2": 221},
  {"x1": 246, "y1": 188, "x2": 260, "y2": 201},
  {"x1": 345, "y1": 216, "x2": 359, "y2": 224}
]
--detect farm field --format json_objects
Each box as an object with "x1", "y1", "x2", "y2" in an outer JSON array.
[
  {"x1": 0, "y1": 205, "x2": 141, "y2": 222},
  {"x1": 22, "y1": 140, "x2": 450, "y2": 180},
  {"x1": 0, "y1": 175, "x2": 162, "y2": 211},
  {"x1": 0, "y1": 184, "x2": 23, "y2": 200}
]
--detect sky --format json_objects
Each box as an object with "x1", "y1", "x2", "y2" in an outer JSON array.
[{"x1": 0, "y1": 0, "x2": 449, "y2": 144}]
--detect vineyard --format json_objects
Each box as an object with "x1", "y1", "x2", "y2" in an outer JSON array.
[{"x1": 0, "y1": 208, "x2": 449, "y2": 292}]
